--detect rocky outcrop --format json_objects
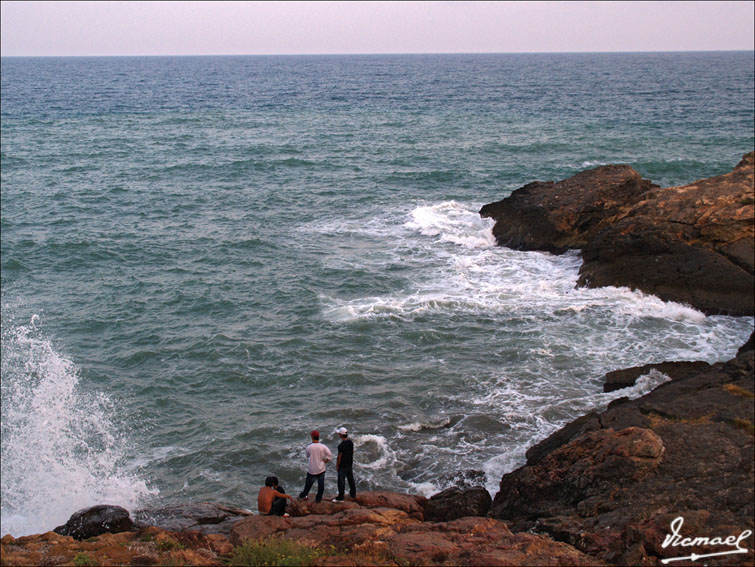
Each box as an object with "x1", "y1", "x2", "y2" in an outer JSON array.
[
  {"x1": 1, "y1": 527, "x2": 232, "y2": 566},
  {"x1": 480, "y1": 152, "x2": 755, "y2": 315},
  {"x1": 230, "y1": 510, "x2": 602, "y2": 566},
  {"x1": 423, "y1": 486, "x2": 492, "y2": 521},
  {"x1": 53, "y1": 505, "x2": 134, "y2": 541},
  {"x1": 132, "y1": 502, "x2": 252, "y2": 536},
  {"x1": 480, "y1": 164, "x2": 659, "y2": 253},
  {"x1": 603, "y1": 360, "x2": 710, "y2": 392},
  {"x1": 490, "y1": 342, "x2": 755, "y2": 565}
]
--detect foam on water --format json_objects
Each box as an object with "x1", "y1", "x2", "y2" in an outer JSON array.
[
  {"x1": 405, "y1": 201, "x2": 497, "y2": 249},
  {"x1": 317, "y1": 200, "x2": 753, "y2": 496},
  {"x1": 0, "y1": 305, "x2": 156, "y2": 536},
  {"x1": 477, "y1": 369, "x2": 674, "y2": 494},
  {"x1": 354, "y1": 434, "x2": 397, "y2": 471}
]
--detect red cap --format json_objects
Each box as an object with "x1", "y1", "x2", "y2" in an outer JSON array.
[{"x1": 311, "y1": 430, "x2": 320, "y2": 439}]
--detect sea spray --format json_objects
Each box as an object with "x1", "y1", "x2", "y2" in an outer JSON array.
[{"x1": 0, "y1": 306, "x2": 155, "y2": 536}]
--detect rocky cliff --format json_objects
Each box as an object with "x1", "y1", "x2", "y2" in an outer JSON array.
[
  {"x1": 491, "y1": 334, "x2": 754, "y2": 566},
  {"x1": 480, "y1": 152, "x2": 755, "y2": 315}
]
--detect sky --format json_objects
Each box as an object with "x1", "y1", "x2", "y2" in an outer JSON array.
[{"x1": 1, "y1": 1, "x2": 753, "y2": 57}]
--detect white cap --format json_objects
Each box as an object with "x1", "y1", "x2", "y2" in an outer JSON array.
[{"x1": 337, "y1": 427, "x2": 348, "y2": 435}]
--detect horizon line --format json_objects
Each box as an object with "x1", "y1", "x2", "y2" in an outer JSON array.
[{"x1": 2, "y1": 48, "x2": 753, "y2": 58}]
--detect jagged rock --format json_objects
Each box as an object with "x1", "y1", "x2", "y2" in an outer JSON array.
[
  {"x1": 603, "y1": 360, "x2": 710, "y2": 392},
  {"x1": 132, "y1": 502, "x2": 251, "y2": 536},
  {"x1": 524, "y1": 412, "x2": 601, "y2": 466},
  {"x1": 480, "y1": 165, "x2": 658, "y2": 253},
  {"x1": 53, "y1": 504, "x2": 134, "y2": 540},
  {"x1": 230, "y1": 509, "x2": 602, "y2": 565},
  {"x1": 2, "y1": 527, "x2": 229, "y2": 566},
  {"x1": 491, "y1": 346, "x2": 755, "y2": 565},
  {"x1": 738, "y1": 330, "x2": 755, "y2": 355},
  {"x1": 352, "y1": 490, "x2": 427, "y2": 520},
  {"x1": 423, "y1": 486, "x2": 492, "y2": 521},
  {"x1": 481, "y1": 152, "x2": 755, "y2": 315}
]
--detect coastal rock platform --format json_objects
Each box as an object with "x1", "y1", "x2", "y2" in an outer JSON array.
[
  {"x1": 491, "y1": 336, "x2": 755, "y2": 565},
  {"x1": 480, "y1": 152, "x2": 755, "y2": 315}
]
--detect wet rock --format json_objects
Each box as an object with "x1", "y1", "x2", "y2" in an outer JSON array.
[
  {"x1": 480, "y1": 164, "x2": 657, "y2": 253},
  {"x1": 481, "y1": 152, "x2": 755, "y2": 315},
  {"x1": 525, "y1": 412, "x2": 601, "y2": 466},
  {"x1": 132, "y1": 502, "x2": 251, "y2": 536},
  {"x1": 738, "y1": 329, "x2": 754, "y2": 356},
  {"x1": 603, "y1": 360, "x2": 710, "y2": 392},
  {"x1": 491, "y1": 345, "x2": 755, "y2": 565},
  {"x1": 352, "y1": 490, "x2": 426, "y2": 520},
  {"x1": 423, "y1": 486, "x2": 492, "y2": 521},
  {"x1": 53, "y1": 504, "x2": 134, "y2": 540}
]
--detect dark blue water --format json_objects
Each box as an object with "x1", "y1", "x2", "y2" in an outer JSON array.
[{"x1": 2, "y1": 52, "x2": 753, "y2": 536}]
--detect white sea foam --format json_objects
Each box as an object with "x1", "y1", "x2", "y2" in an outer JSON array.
[
  {"x1": 1, "y1": 309, "x2": 156, "y2": 536},
  {"x1": 475, "y1": 367, "x2": 675, "y2": 494},
  {"x1": 405, "y1": 201, "x2": 497, "y2": 249},
  {"x1": 354, "y1": 434, "x2": 397, "y2": 470},
  {"x1": 398, "y1": 417, "x2": 452, "y2": 432}
]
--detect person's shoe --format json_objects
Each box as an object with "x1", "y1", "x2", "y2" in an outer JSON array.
[
  {"x1": 332, "y1": 498, "x2": 344, "y2": 503},
  {"x1": 283, "y1": 513, "x2": 290, "y2": 517},
  {"x1": 298, "y1": 495, "x2": 307, "y2": 500}
]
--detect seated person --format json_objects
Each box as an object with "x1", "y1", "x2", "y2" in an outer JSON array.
[{"x1": 257, "y1": 476, "x2": 292, "y2": 516}]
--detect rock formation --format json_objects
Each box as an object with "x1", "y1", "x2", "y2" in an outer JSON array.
[
  {"x1": 490, "y1": 341, "x2": 755, "y2": 565},
  {"x1": 229, "y1": 507, "x2": 602, "y2": 566},
  {"x1": 53, "y1": 505, "x2": 134, "y2": 541},
  {"x1": 480, "y1": 152, "x2": 755, "y2": 315},
  {"x1": 423, "y1": 486, "x2": 492, "y2": 521},
  {"x1": 132, "y1": 502, "x2": 251, "y2": 536}
]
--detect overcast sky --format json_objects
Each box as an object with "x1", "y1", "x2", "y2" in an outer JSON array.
[{"x1": 1, "y1": 1, "x2": 753, "y2": 57}]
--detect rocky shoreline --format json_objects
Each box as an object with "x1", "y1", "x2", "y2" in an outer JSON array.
[
  {"x1": 2, "y1": 156, "x2": 753, "y2": 566},
  {"x1": 480, "y1": 152, "x2": 754, "y2": 315}
]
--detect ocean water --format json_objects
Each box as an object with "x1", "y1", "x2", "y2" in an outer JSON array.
[{"x1": 1, "y1": 52, "x2": 753, "y2": 537}]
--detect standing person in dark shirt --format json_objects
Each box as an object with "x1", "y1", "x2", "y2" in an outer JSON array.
[{"x1": 332, "y1": 426, "x2": 356, "y2": 502}]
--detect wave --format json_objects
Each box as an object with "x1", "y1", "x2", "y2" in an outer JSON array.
[
  {"x1": 0, "y1": 303, "x2": 156, "y2": 536},
  {"x1": 405, "y1": 201, "x2": 496, "y2": 249}
]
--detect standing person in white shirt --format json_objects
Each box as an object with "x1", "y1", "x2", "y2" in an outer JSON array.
[{"x1": 298, "y1": 430, "x2": 332, "y2": 503}]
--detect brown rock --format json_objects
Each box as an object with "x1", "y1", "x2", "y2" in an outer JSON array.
[
  {"x1": 229, "y1": 514, "x2": 292, "y2": 546},
  {"x1": 230, "y1": 502, "x2": 600, "y2": 566},
  {"x1": 603, "y1": 360, "x2": 710, "y2": 392},
  {"x1": 132, "y1": 501, "x2": 251, "y2": 536},
  {"x1": 480, "y1": 152, "x2": 755, "y2": 315},
  {"x1": 480, "y1": 165, "x2": 658, "y2": 253},
  {"x1": 491, "y1": 347, "x2": 754, "y2": 565},
  {"x1": 423, "y1": 486, "x2": 492, "y2": 521},
  {"x1": 0, "y1": 526, "x2": 226, "y2": 566},
  {"x1": 353, "y1": 491, "x2": 426, "y2": 520}
]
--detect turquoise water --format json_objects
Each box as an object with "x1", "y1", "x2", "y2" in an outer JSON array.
[{"x1": 2, "y1": 52, "x2": 754, "y2": 536}]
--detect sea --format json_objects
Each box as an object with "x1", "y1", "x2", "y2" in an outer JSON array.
[{"x1": 2, "y1": 52, "x2": 754, "y2": 537}]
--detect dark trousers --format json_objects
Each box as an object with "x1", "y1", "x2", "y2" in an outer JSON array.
[
  {"x1": 299, "y1": 472, "x2": 325, "y2": 503},
  {"x1": 269, "y1": 496, "x2": 287, "y2": 516},
  {"x1": 337, "y1": 466, "x2": 356, "y2": 499}
]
